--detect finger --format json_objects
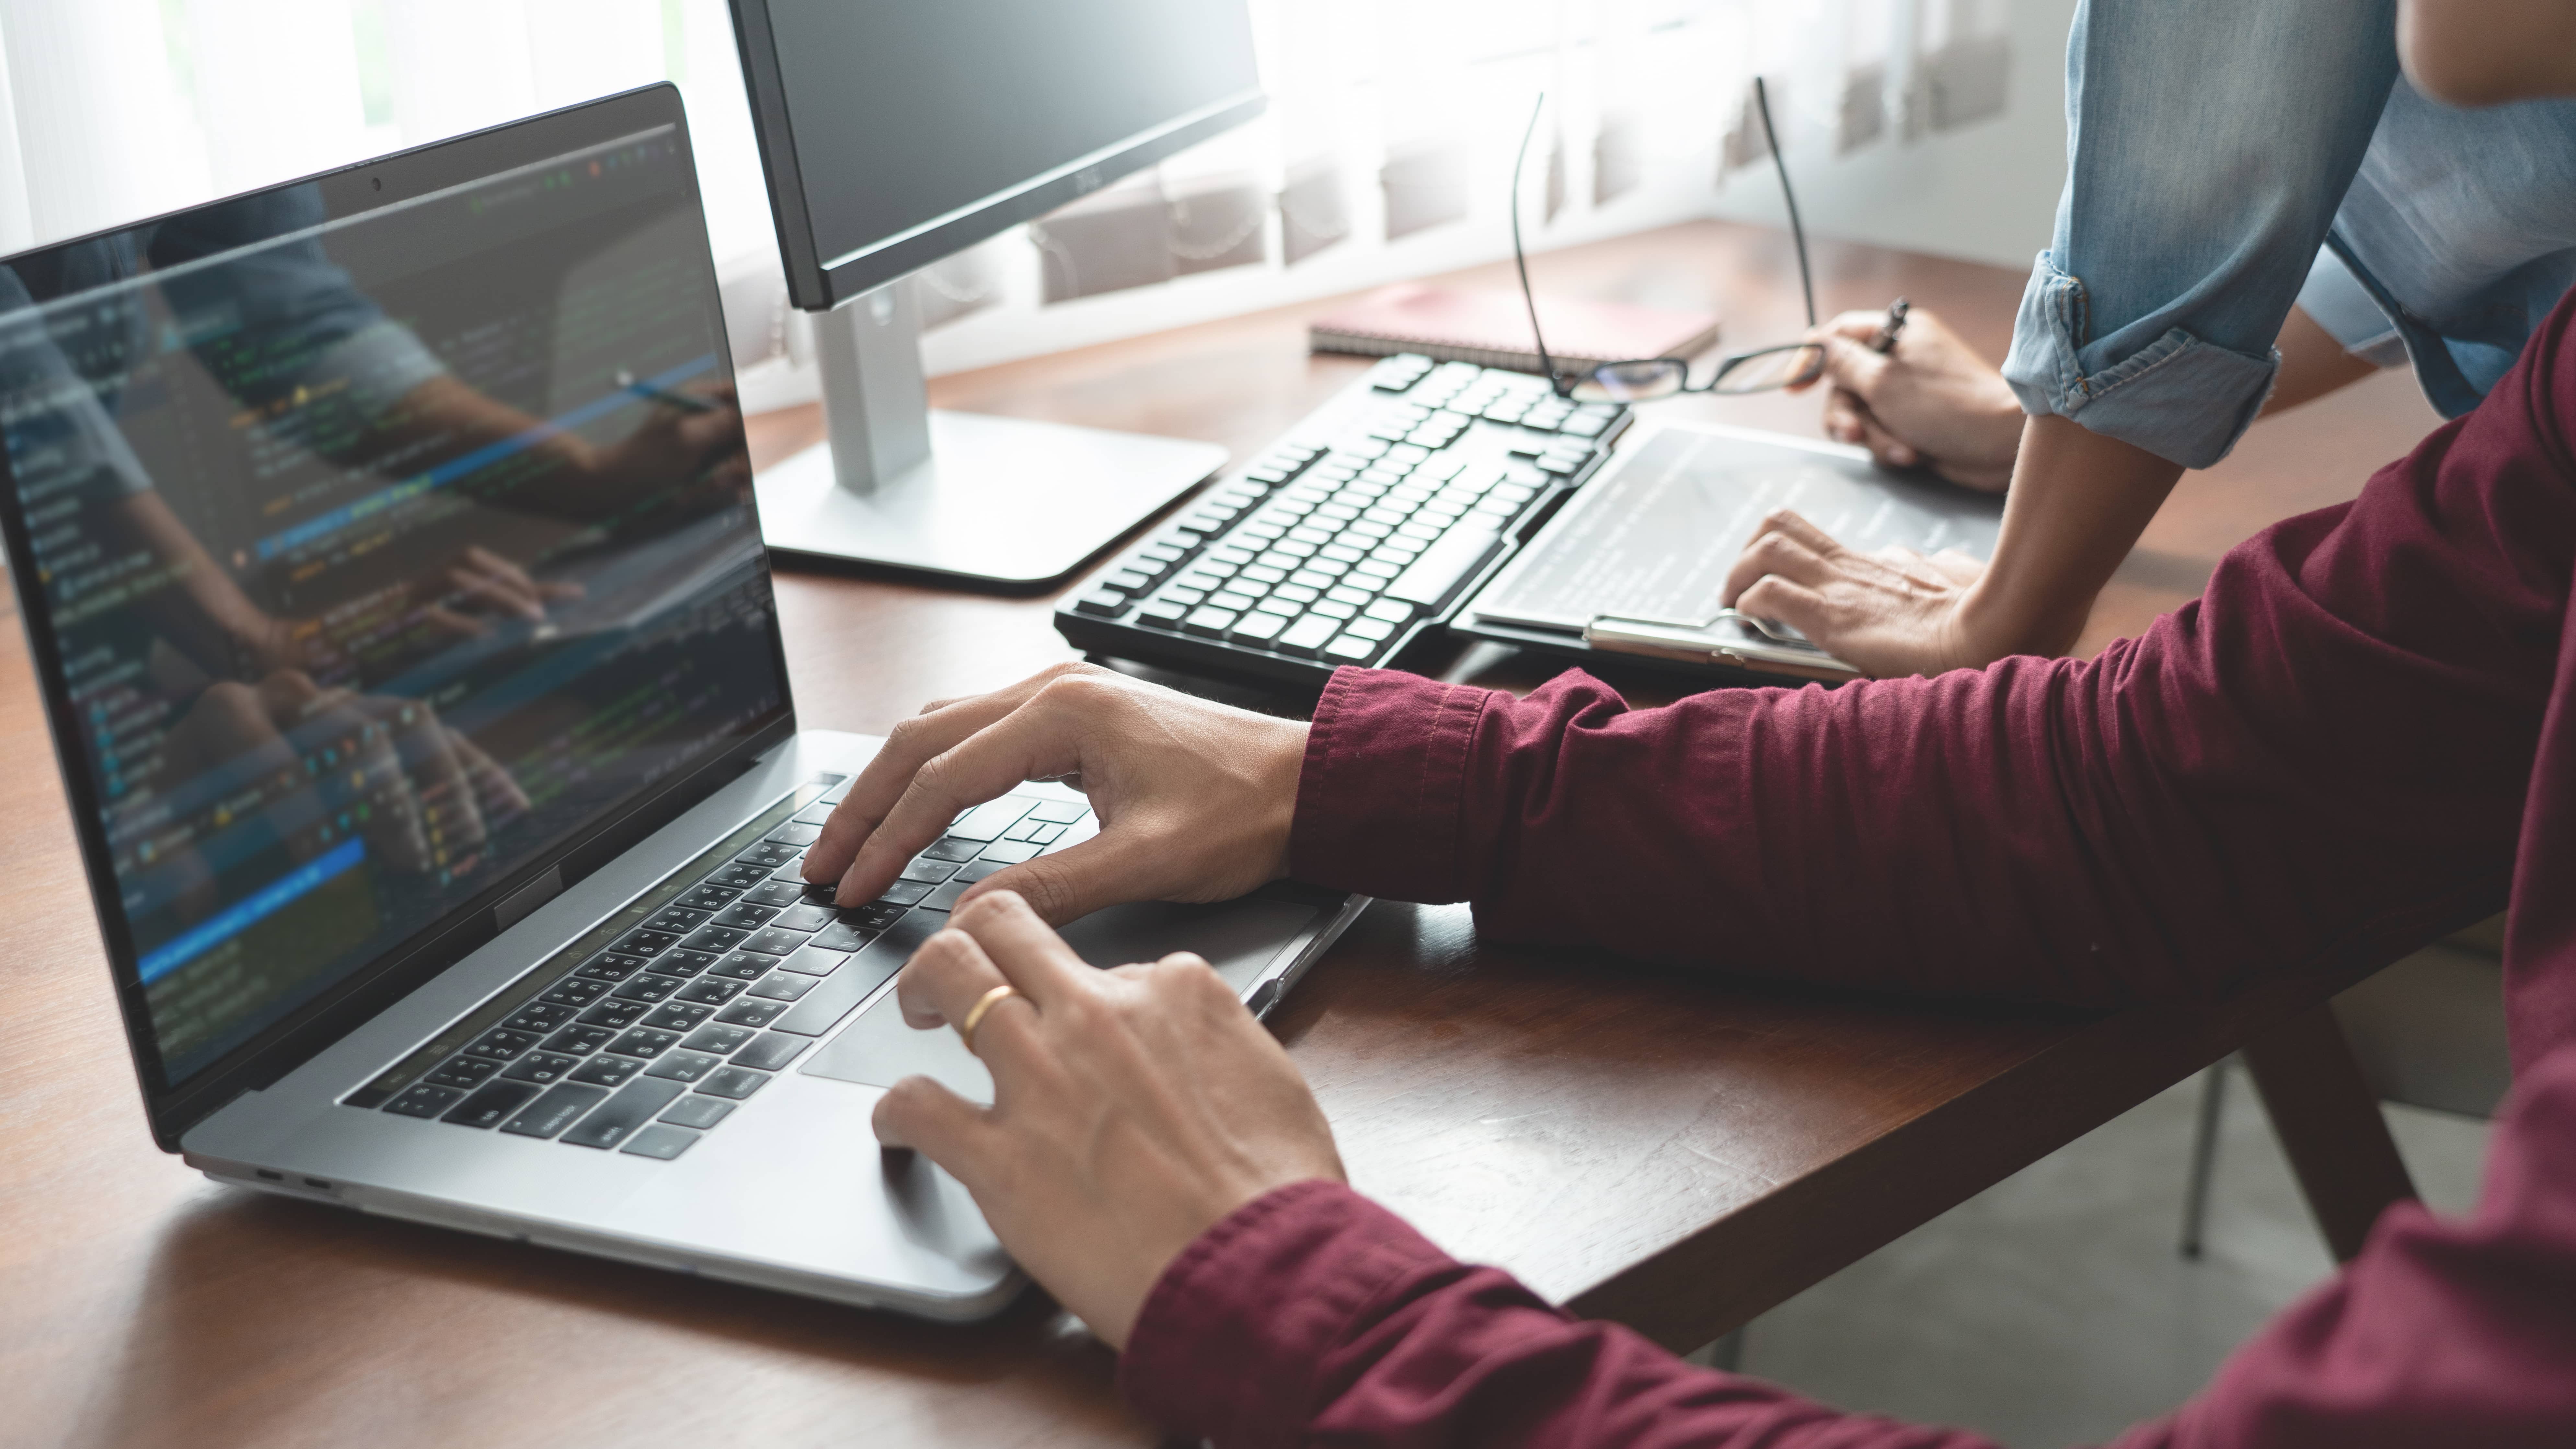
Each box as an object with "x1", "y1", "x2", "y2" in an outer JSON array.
[
  {"x1": 1846, "y1": 407, "x2": 1922, "y2": 469},
  {"x1": 870, "y1": 1073, "x2": 998, "y2": 1179},
  {"x1": 896, "y1": 923, "x2": 1011, "y2": 1030},
  {"x1": 420, "y1": 604, "x2": 490, "y2": 639},
  {"x1": 834, "y1": 684, "x2": 1097, "y2": 906},
  {"x1": 806, "y1": 667, "x2": 1089, "y2": 884},
  {"x1": 1814, "y1": 335, "x2": 1892, "y2": 402},
  {"x1": 445, "y1": 563, "x2": 546, "y2": 621},
  {"x1": 1807, "y1": 309, "x2": 1897, "y2": 345},
  {"x1": 953, "y1": 833, "x2": 1165, "y2": 927},
  {"x1": 1820, "y1": 387, "x2": 1870, "y2": 445},
  {"x1": 1720, "y1": 522, "x2": 1838, "y2": 606},
  {"x1": 942, "y1": 889, "x2": 1100, "y2": 1004},
  {"x1": 1732, "y1": 574, "x2": 1834, "y2": 643}
]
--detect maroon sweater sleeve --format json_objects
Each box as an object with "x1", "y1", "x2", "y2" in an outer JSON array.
[
  {"x1": 1121, "y1": 1049, "x2": 2576, "y2": 1449},
  {"x1": 1289, "y1": 318, "x2": 2573, "y2": 1009}
]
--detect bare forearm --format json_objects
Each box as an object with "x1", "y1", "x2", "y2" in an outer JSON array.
[{"x1": 1955, "y1": 416, "x2": 2182, "y2": 658}]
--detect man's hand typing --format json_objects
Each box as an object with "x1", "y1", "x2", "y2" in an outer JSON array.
[{"x1": 802, "y1": 663, "x2": 1308, "y2": 923}]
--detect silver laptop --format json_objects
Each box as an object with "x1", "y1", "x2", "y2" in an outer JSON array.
[{"x1": 0, "y1": 86, "x2": 1362, "y2": 1322}]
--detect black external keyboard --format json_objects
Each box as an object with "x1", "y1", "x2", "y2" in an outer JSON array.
[
  {"x1": 1055, "y1": 353, "x2": 1630, "y2": 688},
  {"x1": 342, "y1": 775, "x2": 1094, "y2": 1161}
]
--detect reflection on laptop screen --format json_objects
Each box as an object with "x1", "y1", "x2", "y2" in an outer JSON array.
[{"x1": 0, "y1": 124, "x2": 786, "y2": 1087}]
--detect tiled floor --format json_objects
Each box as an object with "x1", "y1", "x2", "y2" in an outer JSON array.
[{"x1": 1722, "y1": 1070, "x2": 2495, "y2": 1447}]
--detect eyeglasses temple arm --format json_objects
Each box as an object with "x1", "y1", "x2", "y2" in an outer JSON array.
[
  {"x1": 1752, "y1": 77, "x2": 1816, "y2": 329},
  {"x1": 1510, "y1": 94, "x2": 1568, "y2": 396}
]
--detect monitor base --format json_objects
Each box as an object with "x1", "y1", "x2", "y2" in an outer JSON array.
[{"x1": 753, "y1": 409, "x2": 1224, "y2": 591}]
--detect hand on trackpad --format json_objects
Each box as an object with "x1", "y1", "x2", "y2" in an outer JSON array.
[{"x1": 799, "y1": 897, "x2": 1317, "y2": 1104}]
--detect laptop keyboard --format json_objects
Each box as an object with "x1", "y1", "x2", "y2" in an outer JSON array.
[{"x1": 350, "y1": 775, "x2": 1093, "y2": 1161}]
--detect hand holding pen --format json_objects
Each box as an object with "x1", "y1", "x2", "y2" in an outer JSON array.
[{"x1": 1799, "y1": 299, "x2": 2022, "y2": 493}]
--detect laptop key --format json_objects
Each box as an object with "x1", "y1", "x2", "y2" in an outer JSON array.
[
  {"x1": 742, "y1": 927, "x2": 813, "y2": 956},
  {"x1": 696, "y1": 1067, "x2": 771, "y2": 1101},
  {"x1": 603, "y1": 1027, "x2": 684, "y2": 1059},
  {"x1": 791, "y1": 801, "x2": 836, "y2": 826},
  {"x1": 674, "y1": 977, "x2": 744, "y2": 1005},
  {"x1": 730, "y1": 1033, "x2": 810, "y2": 1072},
  {"x1": 710, "y1": 902, "x2": 779, "y2": 931},
  {"x1": 945, "y1": 798, "x2": 1036, "y2": 842},
  {"x1": 558, "y1": 1079, "x2": 686, "y2": 1150},
  {"x1": 462, "y1": 1028, "x2": 545, "y2": 1061},
  {"x1": 501, "y1": 1050, "x2": 581, "y2": 1085},
  {"x1": 610, "y1": 972, "x2": 687, "y2": 1004},
  {"x1": 678, "y1": 1024, "x2": 756, "y2": 1056},
  {"x1": 1027, "y1": 800, "x2": 1088, "y2": 824},
  {"x1": 675, "y1": 885, "x2": 740, "y2": 911},
  {"x1": 650, "y1": 948, "x2": 719, "y2": 978},
  {"x1": 385, "y1": 1083, "x2": 464, "y2": 1118},
  {"x1": 542, "y1": 1025, "x2": 616, "y2": 1057},
  {"x1": 539, "y1": 978, "x2": 609, "y2": 1006},
  {"x1": 919, "y1": 837, "x2": 981, "y2": 863},
  {"x1": 772, "y1": 911, "x2": 933, "y2": 1037},
  {"x1": 646, "y1": 1050, "x2": 724, "y2": 1084},
  {"x1": 681, "y1": 925, "x2": 750, "y2": 955},
  {"x1": 642, "y1": 1002, "x2": 716, "y2": 1032},
  {"x1": 766, "y1": 821, "x2": 822, "y2": 846},
  {"x1": 568, "y1": 1054, "x2": 645, "y2": 1088},
  {"x1": 426, "y1": 1055, "x2": 502, "y2": 1089},
  {"x1": 736, "y1": 841, "x2": 801, "y2": 868},
  {"x1": 501, "y1": 1002, "x2": 575, "y2": 1033},
  {"x1": 707, "y1": 862, "x2": 770, "y2": 890},
  {"x1": 809, "y1": 921, "x2": 879, "y2": 952},
  {"x1": 442, "y1": 1080, "x2": 542, "y2": 1129},
  {"x1": 574, "y1": 954, "x2": 647, "y2": 983},
  {"x1": 576, "y1": 999, "x2": 648, "y2": 1029},
  {"x1": 746, "y1": 972, "x2": 816, "y2": 1002},
  {"x1": 771, "y1": 902, "x2": 836, "y2": 932},
  {"x1": 777, "y1": 945, "x2": 849, "y2": 976},
  {"x1": 713, "y1": 998, "x2": 789, "y2": 1028},
  {"x1": 618, "y1": 929, "x2": 683, "y2": 957},
  {"x1": 706, "y1": 951, "x2": 772, "y2": 981},
  {"x1": 643, "y1": 907, "x2": 708, "y2": 935},
  {"x1": 659, "y1": 1095, "x2": 735, "y2": 1130},
  {"x1": 620, "y1": 1125, "x2": 701, "y2": 1161},
  {"x1": 919, "y1": 880, "x2": 970, "y2": 912},
  {"x1": 500, "y1": 1083, "x2": 610, "y2": 1139},
  {"x1": 741, "y1": 879, "x2": 808, "y2": 908}
]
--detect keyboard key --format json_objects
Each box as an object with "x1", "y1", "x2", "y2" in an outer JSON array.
[
  {"x1": 641, "y1": 1002, "x2": 717, "y2": 1032},
  {"x1": 809, "y1": 921, "x2": 880, "y2": 952},
  {"x1": 501, "y1": 1002, "x2": 575, "y2": 1033},
  {"x1": 462, "y1": 1027, "x2": 545, "y2": 1061},
  {"x1": 1135, "y1": 599, "x2": 1188, "y2": 630},
  {"x1": 1208, "y1": 589, "x2": 1258, "y2": 612},
  {"x1": 1309, "y1": 599, "x2": 1358, "y2": 622},
  {"x1": 385, "y1": 1083, "x2": 464, "y2": 1119},
  {"x1": 1155, "y1": 586, "x2": 1206, "y2": 609},
  {"x1": 604, "y1": 1027, "x2": 684, "y2": 1059},
  {"x1": 1324, "y1": 633, "x2": 1381, "y2": 663},
  {"x1": 1182, "y1": 606, "x2": 1238, "y2": 637},
  {"x1": 660, "y1": 1095, "x2": 736, "y2": 1130},
  {"x1": 696, "y1": 1067, "x2": 772, "y2": 1101},
  {"x1": 539, "y1": 978, "x2": 609, "y2": 1007},
  {"x1": 679, "y1": 1024, "x2": 756, "y2": 1056},
  {"x1": 1344, "y1": 616, "x2": 1398, "y2": 643},
  {"x1": 617, "y1": 929, "x2": 683, "y2": 957},
  {"x1": 705, "y1": 951, "x2": 771, "y2": 981},
  {"x1": 747, "y1": 972, "x2": 818, "y2": 1002},
  {"x1": 707, "y1": 862, "x2": 771, "y2": 890},
  {"x1": 441, "y1": 1080, "x2": 542, "y2": 1129},
  {"x1": 771, "y1": 902, "x2": 835, "y2": 932},
  {"x1": 919, "y1": 880, "x2": 970, "y2": 912},
  {"x1": 502, "y1": 1050, "x2": 582, "y2": 1085},
  {"x1": 675, "y1": 977, "x2": 745, "y2": 1005},
  {"x1": 610, "y1": 972, "x2": 687, "y2": 1004},
  {"x1": 620, "y1": 1124, "x2": 701, "y2": 1161},
  {"x1": 1277, "y1": 614, "x2": 1342, "y2": 658},
  {"x1": 920, "y1": 837, "x2": 981, "y2": 862},
  {"x1": 499, "y1": 1083, "x2": 609, "y2": 1138},
  {"x1": 1326, "y1": 584, "x2": 1375, "y2": 606},
  {"x1": 741, "y1": 879, "x2": 807, "y2": 908},
  {"x1": 643, "y1": 906, "x2": 709, "y2": 935},
  {"x1": 681, "y1": 925, "x2": 750, "y2": 954},
  {"x1": 742, "y1": 926, "x2": 813, "y2": 956},
  {"x1": 778, "y1": 945, "x2": 850, "y2": 976},
  {"x1": 898, "y1": 856, "x2": 957, "y2": 885},
  {"x1": 979, "y1": 840, "x2": 1042, "y2": 864},
  {"x1": 1028, "y1": 800, "x2": 1088, "y2": 823},
  {"x1": 576, "y1": 999, "x2": 648, "y2": 1029},
  {"x1": 710, "y1": 902, "x2": 778, "y2": 931},
  {"x1": 569, "y1": 1053, "x2": 646, "y2": 1087},
  {"x1": 772, "y1": 911, "x2": 934, "y2": 1037},
  {"x1": 1384, "y1": 523, "x2": 1503, "y2": 609},
  {"x1": 1103, "y1": 568, "x2": 1151, "y2": 592},
  {"x1": 542, "y1": 1024, "x2": 617, "y2": 1056},
  {"x1": 713, "y1": 998, "x2": 790, "y2": 1028},
  {"x1": 427, "y1": 1055, "x2": 502, "y2": 1089},
  {"x1": 1228, "y1": 611, "x2": 1289, "y2": 645},
  {"x1": 1363, "y1": 597, "x2": 1416, "y2": 624},
  {"x1": 1252, "y1": 595, "x2": 1302, "y2": 619},
  {"x1": 646, "y1": 1050, "x2": 725, "y2": 1084},
  {"x1": 737, "y1": 840, "x2": 801, "y2": 868},
  {"x1": 573, "y1": 954, "x2": 646, "y2": 982},
  {"x1": 559, "y1": 1079, "x2": 686, "y2": 1150},
  {"x1": 650, "y1": 948, "x2": 720, "y2": 977},
  {"x1": 730, "y1": 1033, "x2": 810, "y2": 1072}
]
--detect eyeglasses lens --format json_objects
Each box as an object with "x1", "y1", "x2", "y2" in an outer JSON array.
[
  {"x1": 1710, "y1": 344, "x2": 1827, "y2": 395},
  {"x1": 1572, "y1": 358, "x2": 1687, "y2": 403}
]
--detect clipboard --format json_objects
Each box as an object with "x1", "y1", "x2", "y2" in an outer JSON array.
[{"x1": 1448, "y1": 420, "x2": 2004, "y2": 684}]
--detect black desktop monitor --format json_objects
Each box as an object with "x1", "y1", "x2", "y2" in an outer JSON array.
[{"x1": 727, "y1": 1, "x2": 1265, "y2": 586}]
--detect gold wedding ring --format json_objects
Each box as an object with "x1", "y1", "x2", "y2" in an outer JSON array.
[{"x1": 957, "y1": 983, "x2": 1020, "y2": 1056}]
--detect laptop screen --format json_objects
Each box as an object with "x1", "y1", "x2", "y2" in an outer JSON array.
[{"x1": 0, "y1": 115, "x2": 787, "y2": 1089}]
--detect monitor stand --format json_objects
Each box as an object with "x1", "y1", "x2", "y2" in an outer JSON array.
[{"x1": 750, "y1": 280, "x2": 1225, "y2": 591}]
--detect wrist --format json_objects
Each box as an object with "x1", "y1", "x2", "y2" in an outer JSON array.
[{"x1": 1951, "y1": 571, "x2": 2086, "y2": 664}]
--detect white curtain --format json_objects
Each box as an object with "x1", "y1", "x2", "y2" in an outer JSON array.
[{"x1": 0, "y1": 0, "x2": 2012, "y2": 383}]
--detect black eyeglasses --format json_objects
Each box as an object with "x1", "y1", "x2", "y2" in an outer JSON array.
[{"x1": 1512, "y1": 80, "x2": 1825, "y2": 401}]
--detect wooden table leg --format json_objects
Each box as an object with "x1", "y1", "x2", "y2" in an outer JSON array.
[{"x1": 2241, "y1": 1004, "x2": 2419, "y2": 1262}]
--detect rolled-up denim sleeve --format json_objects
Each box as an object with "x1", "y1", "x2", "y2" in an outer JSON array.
[{"x1": 2001, "y1": 0, "x2": 2400, "y2": 468}]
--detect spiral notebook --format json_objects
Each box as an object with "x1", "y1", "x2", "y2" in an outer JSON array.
[{"x1": 1456, "y1": 421, "x2": 2006, "y2": 681}]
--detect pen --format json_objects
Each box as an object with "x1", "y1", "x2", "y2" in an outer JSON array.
[
  {"x1": 1869, "y1": 297, "x2": 1910, "y2": 354},
  {"x1": 615, "y1": 368, "x2": 721, "y2": 413}
]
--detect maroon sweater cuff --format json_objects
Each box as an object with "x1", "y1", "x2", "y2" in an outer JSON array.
[
  {"x1": 1117, "y1": 1178, "x2": 1451, "y2": 1447},
  {"x1": 1290, "y1": 666, "x2": 1495, "y2": 902}
]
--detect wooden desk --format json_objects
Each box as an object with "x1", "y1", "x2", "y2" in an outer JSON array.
[{"x1": 1, "y1": 222, "x2": 2443, "y2": 1448}]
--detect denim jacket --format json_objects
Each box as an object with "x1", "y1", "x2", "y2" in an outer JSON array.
[{"x1": 1999, "y1": 0, "x2": 2576, "y2": 468}]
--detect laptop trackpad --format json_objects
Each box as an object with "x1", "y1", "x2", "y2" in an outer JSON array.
[{"x1": 800, "y1": 898, "x2": 1318, "y2": 1105}]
